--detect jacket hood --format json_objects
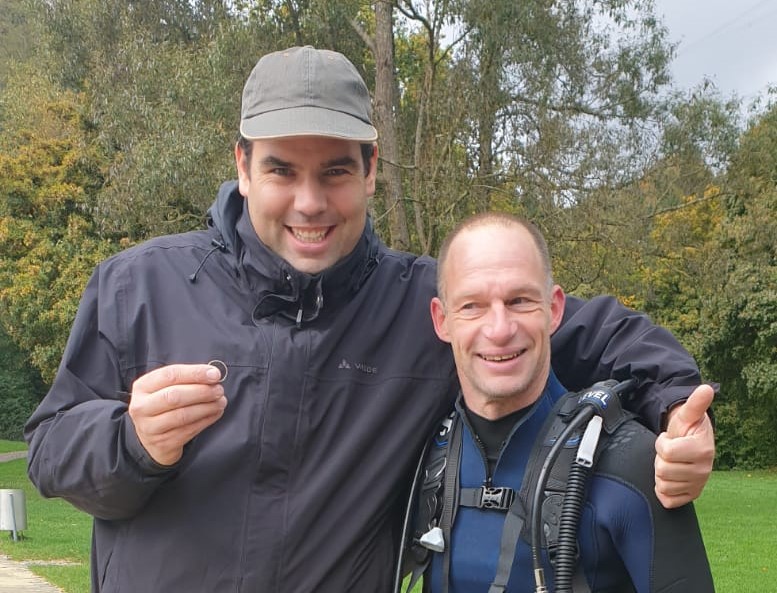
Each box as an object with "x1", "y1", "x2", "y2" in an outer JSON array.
[
  {"x1": 206, "y1": 181, "x2": 244, "y2": 253},
  {"x1": 205, "y1": 180, "x2": 380, "y2": 326}
]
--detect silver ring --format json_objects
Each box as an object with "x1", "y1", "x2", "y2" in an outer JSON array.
[{"x1": 208, "y1": 360, "x2": 228, "y2": 383}]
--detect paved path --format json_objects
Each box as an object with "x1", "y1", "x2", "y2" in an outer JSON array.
[
  {"x1": 0, "y1": 451, "x2": 27, "y2": 463},
  {"x1": 0, "y1": 450, "x2": 67, "y2": 593},
  {"x1": 0, "y1": 556, "x2": 65, "y2": 593}
]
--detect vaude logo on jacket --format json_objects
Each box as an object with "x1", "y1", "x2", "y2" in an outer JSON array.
[{"x1": 338, "y1": 358, "x2": 378, "y2": 374}]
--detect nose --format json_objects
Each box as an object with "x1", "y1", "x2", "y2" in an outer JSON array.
[
  {"x1": 483, "y1": 303, "x2": 515, "y2": 343},
  {"x1": 294, "y1": 176, "x2": 327, "y2": 217}
]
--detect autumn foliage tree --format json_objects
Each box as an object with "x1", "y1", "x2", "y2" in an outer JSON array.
[
  {"x1": 696, "y1": 103, "x2": 777, "y2": 468},
  {"x1": 0, "y1": 0, "x2": 774, "y2": 467},
  {"x1": 0, "y1": 67, "x2": 113, "y2": 383}
]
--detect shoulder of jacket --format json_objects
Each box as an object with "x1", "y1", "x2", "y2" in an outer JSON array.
[
  {"x1": 101, "y1": 230, "x2": 214, "y2": 267},
  {"x1": 377, "y1": 248, "x2": 437, "y2": 280},
  {"x1": 95, "y1": 230, "x2": 225, "y2": 294}
]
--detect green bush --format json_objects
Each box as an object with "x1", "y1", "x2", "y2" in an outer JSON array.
[
  {"x1": 0, "y1": 328, "x2": 45, "y2": 440},
  {"x1": 711, "y1": 399, "x2": 777, "y2": 470}
]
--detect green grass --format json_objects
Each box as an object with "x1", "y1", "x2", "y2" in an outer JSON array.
[
  {"x1": 0, "y1": 450, "x2": 91, "y2": 593},
  {"x1": 695, "y1": 469, "x2": 777, "y2": 591},
  {"x1": 1, "y1": 446, "x2": 775, "y2": 593},
  {"x1": 0, "y1": 439, "x2": 28, "y2": 454}
]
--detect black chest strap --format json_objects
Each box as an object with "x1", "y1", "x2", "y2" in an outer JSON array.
[
  {"x1": 400, "y1": 411, "x2": 456, "y2": 593},
  {"x1": 487, "y1": 492, "x2": 530, "y2": 593},
  {"x1": 438, "y1": 415, "x2": 462, "y2": 593}
]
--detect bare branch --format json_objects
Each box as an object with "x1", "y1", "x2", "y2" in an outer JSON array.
[
  {"x1": 397, "y1": 1, "x2": 432, "y2": 36},
  {"x1": 645, "y1": 192, "x2": 726, "y2": 219},
  {"x1": 437, "y1": 23, "x2": 475, "y2": 67},
  {"x1": 349, "y1": 18, "x2": 375, "y2": 54},
  {"x1": 377, "y1": 155, "x2": 416, "y2": 170}
]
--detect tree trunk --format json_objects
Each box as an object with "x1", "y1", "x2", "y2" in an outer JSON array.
[{"x1": 373, "y1": 0, "x2": 410, "y2": 251}]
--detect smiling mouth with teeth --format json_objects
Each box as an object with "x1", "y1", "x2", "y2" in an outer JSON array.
[
  {"x1": 290, "y1": 227, "x2": 330, "y2": 243},
  {"x1": 480, "y1": 351, "x2": 523, "y2": 362}
]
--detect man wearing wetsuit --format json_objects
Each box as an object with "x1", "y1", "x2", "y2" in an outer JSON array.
[{"x1": 411, "y1": 212, "x2": 714, "y2": 592}]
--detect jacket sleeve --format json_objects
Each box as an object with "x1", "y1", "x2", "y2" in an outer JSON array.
[
  {"x1": 550, "y1": 294, "x2": 705, "y2": 433},
  {"x1": 24, "y1": 267, "x2": 175, "y2": 521}
]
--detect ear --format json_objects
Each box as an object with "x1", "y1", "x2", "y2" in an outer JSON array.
[
  {"x1": 235, "y1": 141, "x2": 251, "y2": 197},
  {"x1": 365, "y1": 143, "x2": 378, "y2": 197},
  {"x1": 430, "y1": 297, "x2": 452, "y2": 343},
  {"x1": 548, "y1": 285, "x2": 566, "y2": 334}
]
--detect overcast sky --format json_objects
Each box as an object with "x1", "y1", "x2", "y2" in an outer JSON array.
[{"x1": 653, "y1": 0, "x2": 777, "y2": 101}]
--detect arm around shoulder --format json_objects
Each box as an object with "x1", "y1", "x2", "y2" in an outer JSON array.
[{"x1": 551, "y1": 295, "x2": 703, "y2": 433}]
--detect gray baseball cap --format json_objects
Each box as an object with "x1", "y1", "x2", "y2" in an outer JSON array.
[{"x1": 240, "y1": 46, "x2": 378, "y2": 142}]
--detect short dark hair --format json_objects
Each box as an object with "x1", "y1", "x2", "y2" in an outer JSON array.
[{"x1": 237, "y1": 135, "x2": 374, "y2": 177}]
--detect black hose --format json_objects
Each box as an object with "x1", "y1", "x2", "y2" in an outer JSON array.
[
  {"x1": 530, "y1": 407, "x2": 594, "y2": 581},
  {"x1": 531, "y1": 379, "x2": 637, "y2": 591},
  {"x1": 554, "y1": 462, "x2": 592, "y2": 592}
]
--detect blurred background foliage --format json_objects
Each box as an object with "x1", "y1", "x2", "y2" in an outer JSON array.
[{"x1": 0, "y1": 0, "x2": 774, "y2": 467}]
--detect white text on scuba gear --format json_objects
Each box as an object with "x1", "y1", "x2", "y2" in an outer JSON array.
[{"x1": 579, "y1": 388, "x2": 611, "y2": 409}]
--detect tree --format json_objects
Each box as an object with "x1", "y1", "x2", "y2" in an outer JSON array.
[
  {"x1": 0, "y1": 67, "x2": 112, "y2": 382},
  {"x1": 39, "y1": 0, "x2": 231, "y2": 90},
  {"x1": 364, "y1": 0, "x2": 680, "y2": 257},
  {"x1": 0, "y1": 0, "x2": 40, "y2": 90},
  {"x1": 0, "y1": 327, "x2": 44, "y2": 439},
  {"x1": 372, "y1": 0, "x2": 411, "y2": 250},
  {"x1": 534, "y1": 83, "x2": 740, "y2": 320},
  {"x1": 642, "y1": 185, "x2": 726, "y2": 350},
  {"x1": 697, "y1": 102, "x2": 777, "y2": 468},
  {"x1": 6, "y1": 1, "x2": 770, "y2": 474}
]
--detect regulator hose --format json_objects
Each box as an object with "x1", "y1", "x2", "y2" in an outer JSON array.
[
  {"x1": 554, "y1": 461, "x2": 592, "y2": 592},
  {"x1": 530, "y1": 407, "x2": 594, "y2": 592},
  {"x1": 531, "y1": 379, "x2": 633, "y2": 592}
]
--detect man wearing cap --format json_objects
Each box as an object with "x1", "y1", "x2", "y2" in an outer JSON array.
[{"x1": 25, "y1": 46, "x2": 715, "y2": 593}]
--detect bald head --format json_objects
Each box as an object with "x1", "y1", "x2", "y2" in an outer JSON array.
[{"x1": 436, "y1": 212, "x2": 554, "y2": 304}]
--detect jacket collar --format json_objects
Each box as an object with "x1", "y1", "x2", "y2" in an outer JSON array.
[{"x1": 209, "y1": 181, "x2": 379, "y2": 326}]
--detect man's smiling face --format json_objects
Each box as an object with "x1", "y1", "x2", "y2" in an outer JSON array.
[
  {"x1": 236, "y1": 136, "x2": 376, "y2": 274},
  {"x1": 430, "y1": 223, "x2": 565, "y2": 418}
]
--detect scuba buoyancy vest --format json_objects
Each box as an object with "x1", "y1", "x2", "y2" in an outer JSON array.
[{"x1": 394, "y1": 379, "x2": 637, "y2": 593}]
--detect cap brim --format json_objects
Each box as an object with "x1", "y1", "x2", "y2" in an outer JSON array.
[{"x1": 240, "y1": 106, "x2": 378, "y2": 142}]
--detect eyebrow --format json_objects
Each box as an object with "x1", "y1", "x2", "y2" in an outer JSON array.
[
  {"x1": 321, "y1": 155, "x2": 359, "y2": 169},
  {"x1": 259, "y1": 156, "x2": 292, "y2": 169},
  {"x1": 258, "y1": 155, "x2": 359, "y2": 169}
]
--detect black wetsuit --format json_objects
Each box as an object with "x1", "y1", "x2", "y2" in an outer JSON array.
[{"x1": 424, "y1": 373, "x2": 714, "y2": 592}]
